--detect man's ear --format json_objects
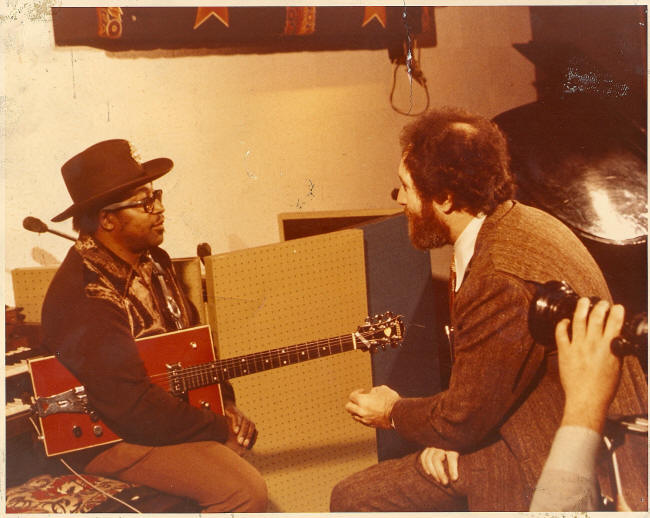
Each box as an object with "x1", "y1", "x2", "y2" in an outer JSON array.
[
  {"x1": 440, "y1": 194, "x2": 454, "y2": 214},
  {"x1": 98, "y1": 211, "x2": 115, "y2": 231}
]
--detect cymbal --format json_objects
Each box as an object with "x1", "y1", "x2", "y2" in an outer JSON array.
[{"x1": 494, "y1": 99, "x2": 647, "y2": 245}]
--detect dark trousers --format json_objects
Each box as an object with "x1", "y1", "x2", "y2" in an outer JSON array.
[{"x1": 330, "y1": 439, "x2": 533, "y2": 512}]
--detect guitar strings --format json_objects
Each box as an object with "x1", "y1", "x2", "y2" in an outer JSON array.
[
  {"x1": 145, "y1": 321, "x2": 398, "y2": 390},
  {"x1": 146, "y1": 333, "x2": 358, "y2": 385}
]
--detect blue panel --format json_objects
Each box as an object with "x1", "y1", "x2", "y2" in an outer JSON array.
[{"x1": 357, "y1": 213, "x2": 448, "y2": 461}]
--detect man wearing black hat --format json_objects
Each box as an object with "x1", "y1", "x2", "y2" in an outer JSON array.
[{"x1": 41, "y1": 139, "x2": 268, "y2": 512}]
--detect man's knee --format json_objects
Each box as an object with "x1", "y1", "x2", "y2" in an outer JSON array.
[
  {"x1": 239, "y1": 473, "x2": 268, "y2": 513},
  {"x1": 330, "y1": 476, "x2": 362, "y2": 512},
  {"x1": 205, "y1": 469, "x2": 268, "y2": 513}
]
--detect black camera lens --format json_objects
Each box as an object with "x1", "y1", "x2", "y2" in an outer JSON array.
[
  {"x1": 529, "y1": 281, "x2": 584, "y2": 348},
  {"x1": 529, "y1": 280, "x2": 647, "y2": 358}
]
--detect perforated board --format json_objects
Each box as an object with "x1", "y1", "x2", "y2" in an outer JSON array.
[
  {"x1": 205, "y1": 229, "x2": 377, "y2": 512},
  {"x1": 11, "y1": 267, "x2": 58, "y2": 322}
]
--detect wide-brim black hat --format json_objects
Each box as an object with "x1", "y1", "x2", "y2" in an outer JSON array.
[{"x1": 52, "y1": 139, "x2": 173, "y2": 222}]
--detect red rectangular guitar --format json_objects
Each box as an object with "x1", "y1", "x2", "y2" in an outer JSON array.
[{"x1": 28, "y1": 312, "x2": 403, "y2": 456}]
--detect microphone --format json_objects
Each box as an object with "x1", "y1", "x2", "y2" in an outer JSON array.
[
  {"x1": 196, "y1": 242, "x2": 212, "y2": 265},
  {"x1": 23, "y1": 216, "x2": 76, "y2": 242}
]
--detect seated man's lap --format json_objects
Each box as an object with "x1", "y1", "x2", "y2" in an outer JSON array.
[
  {"x1": 86, "y1": 441, "x2": 267, "y2": 512},
  {"x1": 330, "y1": 451, "x2": 466, "y2": 512},
  {"x1": 330, "y1": 440, "x2": 532, "y2": 512}
]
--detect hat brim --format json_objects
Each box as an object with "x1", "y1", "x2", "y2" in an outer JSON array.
[{"x1": 51, "y1": 157, "x2": 173, "y2": 222}]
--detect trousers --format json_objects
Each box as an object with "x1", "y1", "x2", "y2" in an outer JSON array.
[
  {"x1": 330, "y1": 438, "x2": 532, "y2": 512},
  {"x1": 85, "y1": 440, "x2": 267, "y2": 512}
]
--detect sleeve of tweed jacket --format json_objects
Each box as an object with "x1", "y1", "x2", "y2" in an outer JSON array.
[{"x1": 391, "y1": 272, "x2": 543, "y2": 452}]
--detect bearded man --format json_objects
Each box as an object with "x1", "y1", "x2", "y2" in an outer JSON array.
[{"x1": 329, "y1": 107, "x2": 647, "y2": 511}]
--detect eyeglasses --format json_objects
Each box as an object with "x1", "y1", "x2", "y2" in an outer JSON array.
[{"x1": 101, "y1": 190, "x2": 163, "y2": 213}]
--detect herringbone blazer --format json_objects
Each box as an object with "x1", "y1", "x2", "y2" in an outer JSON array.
[{"x1": 391, "y1": 201, "x2": 647, "y2": 508}]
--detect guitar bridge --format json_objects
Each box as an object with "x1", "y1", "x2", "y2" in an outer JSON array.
[{"x1": 32, "y1": 386, "x2": 89, "y2": 417}]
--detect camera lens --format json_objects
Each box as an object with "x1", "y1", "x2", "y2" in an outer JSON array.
[
  {"x1": 529, "y1": 280, "x2": 647, "y2": 358},
  {"x1": 529, "y1": 281, "x2": 587, "y2": 348}
]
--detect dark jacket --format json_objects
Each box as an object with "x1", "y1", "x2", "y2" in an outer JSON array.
[
  {"x1": 41, "y1": 235, "x2": 232, "y2": 458},
  {"x1": 391, "y1": 201, "x2": 647, "y2": 503}
]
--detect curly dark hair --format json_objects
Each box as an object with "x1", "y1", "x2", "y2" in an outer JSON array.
[
  {"x1": 72, "y1": 210, "x2": 101, "y2": 234},
  {"x1": 400, "y1": 107, "x2": 515, "y2": 215}
]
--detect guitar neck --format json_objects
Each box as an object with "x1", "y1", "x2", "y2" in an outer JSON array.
[{"x1": 173, "y1": 333, "x2": 358, "y2": 392}]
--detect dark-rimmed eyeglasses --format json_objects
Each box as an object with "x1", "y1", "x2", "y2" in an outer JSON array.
[{"x1": 101, "y1": 190, "x2": 163, "y2": 213}]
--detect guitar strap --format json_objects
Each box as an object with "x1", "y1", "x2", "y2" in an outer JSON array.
[{"x1": 149, "y1": 254, "x2": 184, "y2": 331}]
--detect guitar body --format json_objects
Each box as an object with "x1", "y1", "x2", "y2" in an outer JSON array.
[
  {"x1": 29, "y1": 325, "x2": 223, "y2": 456},
  {"x1": 134, "y1": 326, "x2": 224, "y2": 416}
]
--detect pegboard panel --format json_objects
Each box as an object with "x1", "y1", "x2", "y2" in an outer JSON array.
[
  {"x1": 204, "y1": 229, "x2": 377, "y2": 512},
  {"x1": 11, "y1": 267, "x2": 59, "y2": 322},
  {"x1": 171, "y1": 257, "x2": 206, "y2": 324}
]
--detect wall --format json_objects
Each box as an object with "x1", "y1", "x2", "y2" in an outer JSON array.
[{"x1": 3, "y1": 5, "x2": 535, "y2": 305}]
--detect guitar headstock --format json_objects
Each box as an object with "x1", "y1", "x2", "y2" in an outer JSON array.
[{"x1": 355, "y1": 312, "x2": 405, "y2": 352}]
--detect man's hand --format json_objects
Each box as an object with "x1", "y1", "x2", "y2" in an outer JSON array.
[
  {"x1": 555, "y1": 297, "x2": 624, "y2": 433},
  {"x1": 419, "y1": 447, "x2": 460, "y2": 486},
  {"x1": 224, "y1": 402, "x2": 258, "y2": 455},
  {"x1": 344, "y1": 385, "x2": 401, "y2": 429}
]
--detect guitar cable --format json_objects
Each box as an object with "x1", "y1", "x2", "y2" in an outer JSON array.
[
  {"x1": 58, "y1": 459, "x2": 143, "y2": 513},
  {"x1": 27, "y1": 415, "x2": 143, "y2": 513}
]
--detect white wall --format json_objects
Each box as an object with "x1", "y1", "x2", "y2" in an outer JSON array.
[{"x1": 3, "y1": 6, "x2": 535, "y2": 305}]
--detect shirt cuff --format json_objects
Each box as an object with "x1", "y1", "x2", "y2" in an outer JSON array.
[{"x1": 543, "y1": 425, "x2": 601, "y2": 479}]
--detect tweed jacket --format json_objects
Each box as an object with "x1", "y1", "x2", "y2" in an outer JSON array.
[{"x1": 391, "y1": 201, "x2": 647, "y2": 496}]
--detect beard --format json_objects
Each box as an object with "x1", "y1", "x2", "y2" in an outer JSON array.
[{"x1": 406, "y1": 203, "x2": 452, "y2": 250}]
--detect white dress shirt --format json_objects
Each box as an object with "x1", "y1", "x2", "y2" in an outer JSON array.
[{"x1": 453, "y1": 214, "x2": 486, "y2": 291}]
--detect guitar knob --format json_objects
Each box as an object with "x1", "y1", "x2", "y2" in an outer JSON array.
[
  {"x1": 93, "y1": 425, "x2": 104, "y2": 437},
  {"x1": 89, "y1": 410, "x2": 100, "y2": 422},
  {"x1": 200, "y1": 400, "x2": 211, "y2": 409},
  {"x1": 72, "y1": 425, "x2": 82, "y2": 438}
]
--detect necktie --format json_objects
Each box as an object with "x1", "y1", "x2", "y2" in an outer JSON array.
[
  {"x1": 446, "y1": 256, "x2": 457, "y2": 364},
  {"x1": 449, "y1": 256, "x2": 457, "y2": 314}
]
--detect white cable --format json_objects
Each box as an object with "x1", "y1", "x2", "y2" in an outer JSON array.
[
  {"x1": 27, "y1": 416, "x2": 42, "y2": 438},
  {"x1": 58, "y1": 458, "x2": 142, "y2": 513},
  {"x1": 30, "y1": 408, "x2": 142, "y2": 511}
]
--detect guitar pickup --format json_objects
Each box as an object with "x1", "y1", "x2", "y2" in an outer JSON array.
[
  {"x1": 32, "y1": 386, "x2": 89, "y2": 417},
  {"x1": 166, "y1": 362, "x2": 187, "y2": 397}
]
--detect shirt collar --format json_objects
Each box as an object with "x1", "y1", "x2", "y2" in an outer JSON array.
[{"x1": 453, "y1": 214, "x2": 486, "y2": 291}]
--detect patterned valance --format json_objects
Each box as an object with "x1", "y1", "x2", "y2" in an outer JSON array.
[{"x1": 52, "y1": 6, "x2": 436, "y2": 53}]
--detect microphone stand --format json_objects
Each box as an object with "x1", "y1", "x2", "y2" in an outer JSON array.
[{"x1": 23, "y1": 217, "x2": 76, "y2": 242}]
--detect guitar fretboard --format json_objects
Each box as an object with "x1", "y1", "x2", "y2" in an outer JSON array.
[{"x1": 169, "y1": 334, "x2": 356, "y2": 394}]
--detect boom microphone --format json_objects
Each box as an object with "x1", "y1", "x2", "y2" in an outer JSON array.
[
  {"x1": 196, "y1": 242, "x2": 212, "y2": 264},
  {"x1": 23, "y1": 216, "x2": 76, "y2": 242}
]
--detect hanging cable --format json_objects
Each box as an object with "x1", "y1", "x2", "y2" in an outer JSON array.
[{"x1": 390, "y1": 42, "x2": 430, "y2": 117}]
